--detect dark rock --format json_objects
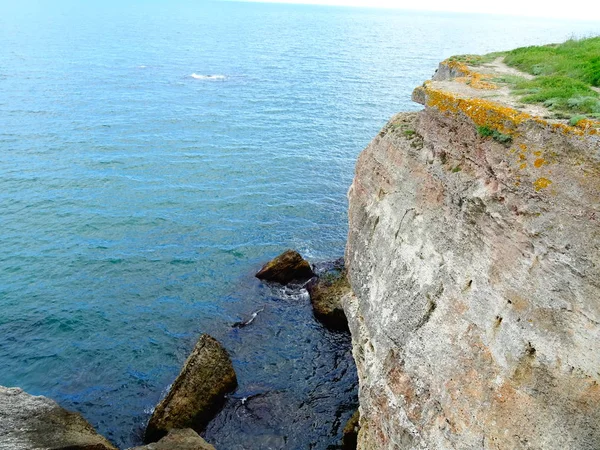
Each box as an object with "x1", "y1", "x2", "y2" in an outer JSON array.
[
  {"x1": 129, "y1": 428, "x2": 215, "y2": 450},
  {"x1": 308, "y1": 270, "x2": 350, "y2": 331},
  {"x1": 341, "y1": 410, "x2": 360, "y2": 450},
  {"x1": 255, "y1": 250, "x2": 315, "y2": 285},
  {"x1": 144, "y1": 335, "x2": 237, "y2": 444},
  {"x1": 0, "y1": 386, "x2": 117, "y2": 450}
]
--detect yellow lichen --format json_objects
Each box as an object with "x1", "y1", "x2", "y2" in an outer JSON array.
[
  {"x1": 423, "y1": 83, "x2": 600, "y2": 137},
  {"x1": 533, "y1": 158, "x2": 546, "y2": 168},
  {"x1": 443, "y1": 60, "x2": 498, "y2": 90},
  {"x1": 534, "y1": 178, "x2": 552, "y2": 191}
]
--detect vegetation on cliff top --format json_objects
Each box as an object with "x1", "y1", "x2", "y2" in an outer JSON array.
[
  {"x1": 455, "y1": 37, "x2": 600, "y2": 119},
  {"x1": 503, "y1": 37, "x2": 600, "y2": 118},
  {"x1": 503, "y1": 37, "x2": 600, "y2": 86}
]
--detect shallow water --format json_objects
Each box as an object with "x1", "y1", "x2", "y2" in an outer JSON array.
[{"x1": 1, "y1": 1, "x2": 598, "y2": 447}]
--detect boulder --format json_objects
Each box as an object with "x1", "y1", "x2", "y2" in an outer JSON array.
[
  {"x1": 129, "y1": 428, "x2": 215, "y2": 450},
  {"x1": 307, "y1": 270, "x2": 350, "y2": 331},
  {"x1": 341, "y1": 410, "x2": 360, "y2": 450},
  {"x1": 145, "y1": 335, "x2": 237, "y2": 443},
  {"x1": 0, "y1": 386, "x2": 116, "y2": 450},
  {"x1": 255, "y1": 250, "x2": 314, "y2": 285}
]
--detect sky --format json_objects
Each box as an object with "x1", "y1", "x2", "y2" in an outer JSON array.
[{"x1": 235, "y1": 0, "x2": 600, "y2": 21}]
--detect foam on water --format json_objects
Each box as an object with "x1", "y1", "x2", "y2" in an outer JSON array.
[{"x1": 191, "y1": 73, "x2": 226, "y2": 80}]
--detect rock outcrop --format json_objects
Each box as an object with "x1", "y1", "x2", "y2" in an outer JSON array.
[
  {"x1": 145, "y1": 335, "x2": 237, "y2": 443},
  {"x1": 255, "y1": 249, "x2": 315, "y2": 284},
  {"x1": 130, "y1": 428, "x2": 215, "y2": 450},
  {"x1": 308, "y1": 270, "x2": 351, "y2": 331},
  {"x1": 341, "y1": 410, "x2": 360, "y2": 450},
  {"x1": 0, "y1": 386, "x2": 117, "y2": 450},
  {"x1": 344, "y1": 59, "x2": 600, "y2": 449}
]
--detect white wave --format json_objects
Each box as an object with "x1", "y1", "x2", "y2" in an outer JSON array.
[{"x1": 191, "y1": 73, "x2": 226, "y2": 81}]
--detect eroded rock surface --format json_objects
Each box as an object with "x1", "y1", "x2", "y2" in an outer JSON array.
[
  {"x1": 145, "y1": 335, "x2": 237, "y2": 443},
  {"x1": 0, "y1": 386, "x2": 117, "y2": 450},
  {"x1": 345, "y1": 64, "x2": 600, "y2": 449},
  {"x1": 255, "y1": 250, "x2": 315, "y2": 285},
  {"x1": 130, "y1": 428, "x2": 215, "y2": 450}
]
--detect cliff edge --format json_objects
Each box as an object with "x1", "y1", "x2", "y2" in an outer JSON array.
[{"x1": 344, "y1": 55, "x2": 600, "y2": 449}]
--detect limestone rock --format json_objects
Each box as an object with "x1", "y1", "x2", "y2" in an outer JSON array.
[
  {"x1": 129, "y1": 428, "x2": 215, "y2": 450},
  {"x1": 145, "y1": 335, "x2": 237, "y2": 443},
  {"x1": 255, "y1": 250, "x2": 314, "y2": 285},
  {"x1": 341, "y1": 410, "x2": 360, "y2": 450},
  {"x1": 307, "y1": 270, "x2": 350, "y2": 331},
  {"x1": 345, "y1": 75, "x2": 600, "y2": 448},
  {"x1": 0, "y1": 386, "x2": 116, "y2": 450}
]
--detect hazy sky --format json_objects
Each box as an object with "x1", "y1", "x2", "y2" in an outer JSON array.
[{"x1": 236, "y1": 0, "x2": 600, "y2": 21}]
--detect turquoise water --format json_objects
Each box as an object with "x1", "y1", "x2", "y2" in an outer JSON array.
[{"x1": 1, "y1": 1, "x2": 598, "y2": 447}]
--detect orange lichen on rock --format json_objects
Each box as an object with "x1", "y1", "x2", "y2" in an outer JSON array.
[
  {"x1": 534, "y1": 158, "x2": 546, "y2": 168},
  {"x1": 423, "y1": 84, "x2": 531, "y2": 135},
  {"x1": 421, "y1": 83, "x2": 600, "y2": 138},
  {"x1": 443, "y1": 60, "x2": 498, "y2": 90},
  {"x1": 533, "y1": 177, "x2": 552, "y2": 191}
]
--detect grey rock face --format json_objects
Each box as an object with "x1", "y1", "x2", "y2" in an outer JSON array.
[
  {"x1": 145, "y1": 335, "x2": 237, "y2": 443},
  {"x1": 255, "y1": 250, "x2": 315, "y2": 285},
  {"x1": 129, "y1": 428, "x2": 215, "y2": 450},
  {"x1": 345, "y1": 107, "x2": 600, "y2": 449},
  {"x1": 0, "y1": 386, "x2": 116, "y2": 450}
]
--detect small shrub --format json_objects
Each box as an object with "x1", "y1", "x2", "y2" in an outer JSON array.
[
  {"x1": 477, "y1": 126, "x2": 494, "y2": 137},
  {"x1": 477, "y1": 125, "x2": 512, "y2": 146},
  {"x1": 491, "y1": 130, "x2": 513, "y2": 146}
]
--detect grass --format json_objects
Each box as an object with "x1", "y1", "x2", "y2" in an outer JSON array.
[
  {"x1": 501, "y1": 37, "x2": 600, "y2": 118},
  {"x1": 448, "y1": 52, "x2": 502, "y2": 66},
  {"x1": 503, "y1": 37, "x2": 600, "y2": 86},
  {"x1": 477, "y1": 125, "x2": 513, "y2": 146},
  {"x1": 456, "y1": 37, "x2": 600, "y2": 119}
]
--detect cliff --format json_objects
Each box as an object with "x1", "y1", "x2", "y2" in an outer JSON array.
[{"x1": 344, "y1": 57, "x2": 600, "y2": 449}]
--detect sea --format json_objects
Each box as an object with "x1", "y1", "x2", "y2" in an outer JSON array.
[{"x1": 0, "y1": 1, "x2": 598, "y2": 448}]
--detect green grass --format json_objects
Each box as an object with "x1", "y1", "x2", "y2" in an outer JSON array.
[
  {"x1": 500, "y1": 37, "x2": 600, "y2": 117},
  {"x1": 477, "y1": 126, "x2": 513, "y2": 146},
  {"x1": 448, "y1": 52, "x2": 502, "y2": 66},
  {"x1": 454, "y1": 37, "x2": 600, "y2": 118},
  {"x1": 569, "y1": 115, "x2": 587, "y2": 126},
  {"x1": 503, "y1": 37, "x2": 600, "y2": 86}
]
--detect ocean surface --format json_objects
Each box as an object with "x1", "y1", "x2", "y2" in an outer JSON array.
[{"x1": 1, "y1": 1, "x2": 598, "y2": 447}]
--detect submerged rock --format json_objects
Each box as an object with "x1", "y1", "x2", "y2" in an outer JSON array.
[
  {"x1": 145, "y1": 335, "x2": 237, "y2": 443},
  {"x1": 0, "y1": 386, "x2": 116, "y2": 450},
  {"x1": 130, "y1": 428, "x2": 215, "y2": 450},
  {"x1": 341, "y1": 410, "x2": 360, "y2": 450},
  {"x1": 255, "y1": 249, "x2": 314, "y2": 285},
  {"x1": 308, "y1": 270, "x2": 350, "y2": 331}
]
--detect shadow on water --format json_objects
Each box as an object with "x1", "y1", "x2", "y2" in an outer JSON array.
[{"x1": 202, "y1": 261, "x2": 358, "y2": 450}]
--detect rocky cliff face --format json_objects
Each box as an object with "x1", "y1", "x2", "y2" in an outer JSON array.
[{"x1": 344, "y1": 60, "x2": 600, "y2": 449}]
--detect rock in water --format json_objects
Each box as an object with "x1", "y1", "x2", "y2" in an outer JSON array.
[
  {"x1": 129, "y1": 428, "x2": 215, "y2": 450},
  {"x1": 308, "y1": 270, "x2": 350, "y2": 331},
  {"x1": 255, "y1": 250, "x2": 314, "y2": 285},
  {"x1": 341, "y1": 410, "x2": 360, "y2": 450},
  {"x1": 0, "y1": 386, "x2": 116, "y2": 450},
  {"x1": 145, "y1": 335, "x2": 237, "y2": 443}
]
